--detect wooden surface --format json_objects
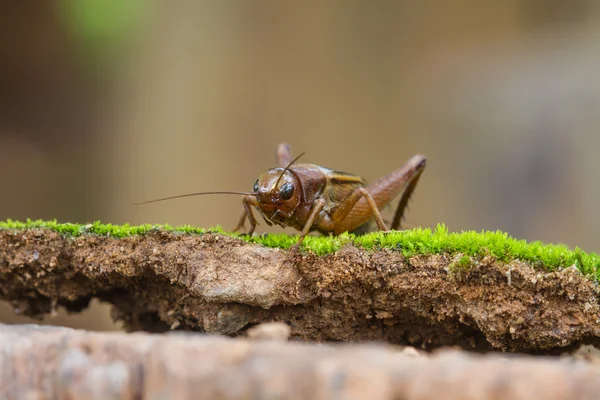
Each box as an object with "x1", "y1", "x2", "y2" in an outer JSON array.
[{"x1": 2, "y1": 323, "x2": 600, "y2": 400}]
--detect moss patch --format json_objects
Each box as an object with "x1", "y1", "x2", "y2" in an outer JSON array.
[
  {"x1": 0, "y1": 219, "x2": 207, "y2": 238},
  {"x1": 447, "y1": 254, "x2": 473, "y2": 274},
  {"x1": 1, "y1": 219, "x2": 599, "y2": 280}
]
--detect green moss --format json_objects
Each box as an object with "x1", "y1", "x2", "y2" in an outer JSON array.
[
  {"x1": 2, "y1": 220, "x2": 600, "y2": 280},
  {"x1": 458, "y1": 255, "x2": 472, "y2": 267},
  {"x1": 448, "y1": 254, "x2": 473, "y2": 274},
  {"x1": 0, "y1": 219, "x2": 208, "y2": 238}
]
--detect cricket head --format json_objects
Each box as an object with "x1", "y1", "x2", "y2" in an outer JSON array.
[{"x1": 252, "y1": 168, "x2": 301, "y2": 227}]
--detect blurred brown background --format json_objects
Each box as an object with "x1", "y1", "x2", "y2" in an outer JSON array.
[{"x1": 1, "y1": 1, "x2": 599, "y2": 330}]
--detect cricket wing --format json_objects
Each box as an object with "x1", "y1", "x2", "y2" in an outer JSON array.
[{"x1": 324, "y1": 171, "x2": 366, "y2": 209}]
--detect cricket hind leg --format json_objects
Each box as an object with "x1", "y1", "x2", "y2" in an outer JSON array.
[
  {"x1": 276, "y1": 143, "x2": 293, "y2": 167},
  {"x1": 331, "y1": 187, "x2": 389, "y2": 235},
  {"x1": 348, "y1": 202, "x2": 398, "y2": 235},
  {"x1": 333, "y1": 155, "x2": 426, "y2": 234},
  {"x1": 349, "y1": 221, "x2": 373, "y2": 236},
  {"x1": 390, "y1": 164, "x2": 425, "y2": 230}
]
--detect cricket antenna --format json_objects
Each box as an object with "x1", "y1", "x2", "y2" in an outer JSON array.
[
  {"x1": 274, "y1": 152, "x2": 305, "y2": 189},
  {"x1": 132, "y1": 191, "x2": 253, "y2": 206}
]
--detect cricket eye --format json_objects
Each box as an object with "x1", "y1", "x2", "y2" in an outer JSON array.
[
  {"x1": 280, "y1": 182, "x2": 295, "y2": 200},
  {"x1": 253, "y1": 180, "x2": 259, "y2": 192}
]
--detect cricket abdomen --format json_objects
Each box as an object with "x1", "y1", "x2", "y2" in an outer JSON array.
[{"x1": 332, "y1": 155, "x2": 426, "y2": 234}]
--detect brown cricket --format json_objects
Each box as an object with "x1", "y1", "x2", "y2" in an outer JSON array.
[{"x1": 136, "y1": 143, "x2": 426, "y2": 245}]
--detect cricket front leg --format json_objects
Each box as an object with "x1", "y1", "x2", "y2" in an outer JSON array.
[
  {"x1": 232, "y1": 195, "x2": 260, "y2": 236},
  {"x1": 290, "y1": 197, "x2": 326, "y2": 250},
  {"x1": 232, "y1": 212, "x2": 247, "y2": 232}
]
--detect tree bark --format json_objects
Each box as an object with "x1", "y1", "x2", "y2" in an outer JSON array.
[{"x1": 1, "y1": 323, "x2": 600, "y2": 400}]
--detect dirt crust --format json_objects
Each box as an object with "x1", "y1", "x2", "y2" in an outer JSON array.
[
  {"x1": 2, "y1": 323, "x2": 600, "y2": 400},
  {"x1": 1, "y1": 228, "x2": 600, "y2": 352}
]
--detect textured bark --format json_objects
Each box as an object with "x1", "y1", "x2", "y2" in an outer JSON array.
[
  {"x1": 1, "y1": 228, "x2": 600, "y2": 352},
  {"x1": 1, "y1": 324, "x2": 600, "y2": 400}
]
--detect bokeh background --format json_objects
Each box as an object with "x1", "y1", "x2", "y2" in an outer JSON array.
[{"x1": 2, "y1": 1, "x2": 599, "y2": 330}]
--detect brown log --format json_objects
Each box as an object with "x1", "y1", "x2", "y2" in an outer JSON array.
[{"x1": 1, "y1": 324, "x2": 600, "y2": 399}]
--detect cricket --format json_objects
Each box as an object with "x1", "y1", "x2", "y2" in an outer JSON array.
[{"x1": 136, "y1": 143, "x2": 426, "y2": 245}]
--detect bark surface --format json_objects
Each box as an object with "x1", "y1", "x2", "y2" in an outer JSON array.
[{"x1": 2, "y1": 324, "x2": 600, "y2": 400}]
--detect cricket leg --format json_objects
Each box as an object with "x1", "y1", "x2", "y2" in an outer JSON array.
[
  {"x1": 276, "y1": 143, "x2": 293, "y2": 167},
  {"x1": 291, "y1": 197, "x2": 326, "y2": 249},
  {"x1": 331, "y1": 188, "x2": 388, "y2": 235},
  {"x1": 232, "y1": 195, "x2": 260, "y2": 236},
  {"x1": 232, "y1": 212, "x2": 247, "y2": 232},
  {"x1": 391, "y1": 165, "x2": 425, "y2": 230},
  {"x1": 332, "y1": 155, "x2": 426, "y2": 234}
]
